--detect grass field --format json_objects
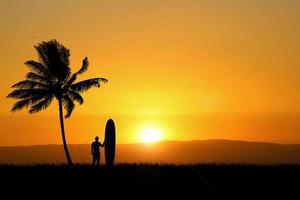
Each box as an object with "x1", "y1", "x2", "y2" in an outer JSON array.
[{"x1": 0, "y1": 163, "x2": 299, "y2": 197}]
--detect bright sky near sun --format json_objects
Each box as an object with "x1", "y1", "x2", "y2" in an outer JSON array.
[{"x1": 0, "y1": 0, "x2": 300, "y2": 145}]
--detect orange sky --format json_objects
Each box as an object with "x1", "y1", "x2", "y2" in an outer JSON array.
[{"x1": 0, "y1": 0, "x2": 300, "y2": 145}]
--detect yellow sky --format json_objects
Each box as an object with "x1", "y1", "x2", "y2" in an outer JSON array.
[{"x1": 0, "y1": 0, "x2": 300, "y2": 145}]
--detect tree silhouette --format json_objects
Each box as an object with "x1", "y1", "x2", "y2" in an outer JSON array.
[{"x1": 7, "y1": 40, "x2": 108, "y2": 165}]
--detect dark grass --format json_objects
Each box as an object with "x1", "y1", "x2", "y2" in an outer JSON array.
[{"x1": 1, "y1": 163, "x2": 299, "y2": 197}]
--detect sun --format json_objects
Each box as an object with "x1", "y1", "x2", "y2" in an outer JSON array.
[{"x1": 140, "y1": 128, "x2": 162, "y2": 143}]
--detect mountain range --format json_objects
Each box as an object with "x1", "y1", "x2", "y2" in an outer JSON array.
[{"x1": 0, "y1": 140, "x2": 299, "y2": 164}]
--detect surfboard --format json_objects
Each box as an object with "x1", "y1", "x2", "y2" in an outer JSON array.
[{"x1": 104, "y1": 119, "x2": 116, "y2": 167}]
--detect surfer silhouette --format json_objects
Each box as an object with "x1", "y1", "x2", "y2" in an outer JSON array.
[{"x1": 91, "y1": 136, "x2": 104, "y2": 166}]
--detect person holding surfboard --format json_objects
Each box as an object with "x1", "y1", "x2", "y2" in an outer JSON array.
[
  {"x1": 91, "y1": 136, "x2": 104, "y2": 166},
  {"x1": 90, "y1": 119, "x2": 116, "y2": 167}
]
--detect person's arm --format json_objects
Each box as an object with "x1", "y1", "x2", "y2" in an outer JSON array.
[
  {"x1": 91, "y1": 143, "x2": 94, "y2": 155},
  {"x1": 100, "y1": 142, "x2": 104, "y2": 147}
]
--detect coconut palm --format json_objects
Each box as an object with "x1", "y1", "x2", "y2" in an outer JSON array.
[{"x1": 7, "y1": 40, "x2": 108, "y2": 165}]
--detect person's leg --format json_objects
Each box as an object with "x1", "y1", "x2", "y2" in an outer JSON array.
[
  {"x1": 92, "y1": 156, "x2": 96, "y2": 166},
  {"x1": 96, "y1": 154, "x2": 100, "y2": 167}
]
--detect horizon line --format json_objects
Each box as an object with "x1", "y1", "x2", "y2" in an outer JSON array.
[{"x1": 1, "y1": 139, "x2": 300, "y2": 148}]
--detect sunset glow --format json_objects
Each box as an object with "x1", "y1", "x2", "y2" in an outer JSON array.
[
  {"x1": 0, "y1": 0, "x2": 300, "y2": 146},
  {"x1": 140, "y1": 128, "x2": 162, "y2": 143}
]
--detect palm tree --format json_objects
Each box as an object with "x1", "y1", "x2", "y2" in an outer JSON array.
[{"x1": 7, "y1": 40, "x2": 108, "y2": 165}]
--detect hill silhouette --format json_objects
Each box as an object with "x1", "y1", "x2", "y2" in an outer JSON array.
[{"x1": 1, "y1": 139, "x2": 300, "y2": 164}]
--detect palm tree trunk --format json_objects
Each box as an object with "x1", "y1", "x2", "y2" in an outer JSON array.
[{"x1": 58, "y1": 99, "x2": 73, "y2": 165}]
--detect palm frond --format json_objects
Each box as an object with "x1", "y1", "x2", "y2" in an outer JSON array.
[
  {"x1": 66, "y1": 90, "x2": 84, "y2": 104},
  {"x1": 24, "y1": 60, "x2": 54, "y2": 79},
  {"x1": 64, "y1": 57, "x2": 89, "y2": 88},
  {"x1": 7, "y1": 89, "x2": 49, "y2": 99},
  {"x1": 11, "y1": 96, "x2": 47, "y2": 112},
  {"x1": 29, "y1": 95, "x2": 54, "y2": 114},
  {"x1": 12, "y1": 80, "x2": 49, "y2": 89},
  {"x1": 77, "y1": 57, "x2": 89, "y2": 75},
  {"x1": 35, "y1": 40, "x2": 71, "y2": 82},
  {"x1": 64, "y1": 73, "x2": 77, "y2": 89},
  {"x1": 70, "y1": 78, "x2": 108, "y2": 93},
  {"x1": 34, "y1": 45, "x2": 50, "y2": 68},
  {"x1": 26, "y1": 72, "x2": 52, "y2": 84},
  {"x1": 62, "y1": 95, "x2": 75, "y2": 118}
]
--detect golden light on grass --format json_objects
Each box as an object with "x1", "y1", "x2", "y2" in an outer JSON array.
[{"x1": 140, "y1": 128, "x2": 162, "y2": 143}]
